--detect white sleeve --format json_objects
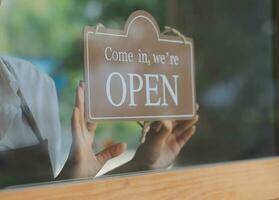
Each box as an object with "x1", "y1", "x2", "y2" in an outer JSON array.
[{"x1": 2, "y1": 56, "x2": 67, "y2": 178}]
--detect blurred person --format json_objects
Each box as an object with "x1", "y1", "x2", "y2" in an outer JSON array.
[{"x1": 0, "y1": 55, "x2": 62, "y2": 186}]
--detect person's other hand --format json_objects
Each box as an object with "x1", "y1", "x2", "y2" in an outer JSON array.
[
  {"x1": 131, "y1": 116, "x2": 198, "y2": 170},
  {"x1": 61, "y1": 81, "x2": 127, "y2": 179}
]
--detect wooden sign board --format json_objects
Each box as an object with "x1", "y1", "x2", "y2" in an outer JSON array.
[{"x1": 84, "y1": 10, "x2": 196, "y2": 121}]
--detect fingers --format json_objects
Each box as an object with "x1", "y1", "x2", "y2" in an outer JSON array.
[
  {"x1": 148, "y1": 120, "x2": 172, "y2": 143},
  {"x1": 173, "y1": 115, "x2": 199, "y2": 137},
  {"x1": 75, "y1": 81, "x2": 85, "y2": 119},
  {"x1": 76, "y1": 81, "x2": 98, "y2": 134},
  {"x1": 176, "y1": 126, "x2": 196, "y2": 148},
  {"x1": 143, "y1": 121, "x2": 161, "y2": 143},
  {"x1": 87, "y1": 122, "x2": 97, "y2": 142},
  {"x1": 71, "y1": 107, "x2": 82, "y2": 141},
  {"x1": 87, "y1": 122, "x2": 97, "y2": 132},
  {"x1": 150, "y1": 121, "x2": 162, "y2": 132},
  {"x1": 96, "y1": 143, "x2": 127, "y2": 166}
]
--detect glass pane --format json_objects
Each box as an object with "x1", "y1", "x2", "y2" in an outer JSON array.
[{"x1": 0, "y1": 0, "x2": 276, "y2": 189}]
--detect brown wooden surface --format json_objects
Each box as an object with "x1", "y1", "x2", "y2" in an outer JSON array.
[{"x1": 0, "y1": 157, "x2": 279, "y2": 200}]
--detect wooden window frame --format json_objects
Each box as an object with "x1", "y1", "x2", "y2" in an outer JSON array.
[{"x1": 1, "y1": 1, "x2": 279, "y2": 199}]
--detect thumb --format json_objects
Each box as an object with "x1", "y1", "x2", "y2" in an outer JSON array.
[{"x1": 96, "y1": 143, "x2": 127, "y2": 166}]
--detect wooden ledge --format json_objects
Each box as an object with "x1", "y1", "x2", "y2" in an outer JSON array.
[{"x1": 1, "y1": 157, "x2": 279, "y2": 200}]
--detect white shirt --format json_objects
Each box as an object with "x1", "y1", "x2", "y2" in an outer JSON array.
[{"x1": 0, "y1": 55, "x2": 63, "y2": 177}]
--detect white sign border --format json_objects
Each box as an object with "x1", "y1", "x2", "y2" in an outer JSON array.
[{"x1": 86, "y1": 15, "x2": 196, "y2": 120}]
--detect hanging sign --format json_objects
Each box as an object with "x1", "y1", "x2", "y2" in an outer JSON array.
[{"x1": 84, "y1": 10, "x2": 196, "y2": 121}]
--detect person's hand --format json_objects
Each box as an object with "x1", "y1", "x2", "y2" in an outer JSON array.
[
  {"x1": 59, "y1": 81, "x2": 127, "y2": 179},
  {"x1": 106, "y1": 112, "x2": 199, "y2": 175},
  {"x1": 131, "y1": 116, "x2": 198, "y2": 170}
]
